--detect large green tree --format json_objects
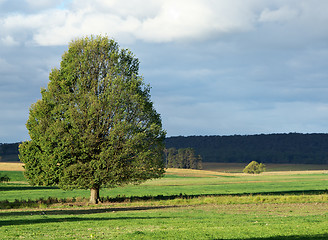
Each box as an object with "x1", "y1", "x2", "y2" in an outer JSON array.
[{"x1": 19, "y1": 36, "x2": 166, "y2": 204}]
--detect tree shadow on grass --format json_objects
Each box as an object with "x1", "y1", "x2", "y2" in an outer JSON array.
[
  {"x1": 0, "y1": 205, "x2": 176, "y2": 226},
  {"x1": 0, "y1": 215, "x2": 172, "y2": 227},
  {"x1": 0, "y1": 205, "x2": 178, "y2": 217},
  {"x1": 226, "y1": 234, "x2": 328, "y2": 240},
  {"x1": 1, "y1": 189, "x2": 327, "y2": 210},
  {"x1": 0, "y1": 185, "x2": 59, "y2": 191},
  {"x1": 106, "y1": 189, "x2": 328, "y2": 203}
]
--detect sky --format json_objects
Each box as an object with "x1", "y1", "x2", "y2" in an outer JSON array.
[{"x1": 1, "y1": 0, "x2": 328, "y2": 143}]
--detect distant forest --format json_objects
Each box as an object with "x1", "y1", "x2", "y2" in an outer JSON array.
[
  {"x1": 2, "y1": 133, "x2": 328, "y2": 164},
  {"x1": 0, "y1": 142, "x2": 20, "y2": 162},
  {"x1": 165, "y1": 133, "x2": 328, "y2": 164}
]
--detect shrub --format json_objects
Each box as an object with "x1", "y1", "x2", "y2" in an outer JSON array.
[
  {"x1": 0, "y1": 174, "x2": 10, "y2": 183},
  {"x1": 243, "y1": 161, "x2": 266, "y2": 174}
]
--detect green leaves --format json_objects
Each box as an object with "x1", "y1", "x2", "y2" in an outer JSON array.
[
  {"x1": 165, "y1": 148, "x2": 203, "y2": 169},
  {"x1": 19, "y1": 35, "x2": 166, "y2": 196},
  {"x1": 243, "y1": 161, "x2": 266, "y2": 174}
]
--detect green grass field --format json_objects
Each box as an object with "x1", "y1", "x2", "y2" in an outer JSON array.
[
  {"x1": 0, "y1": 171, "x2": 26, "y2": 182},
  {"x1": 0, "y1": 165, "x2": 328, "y2": 239},
  {"x1": 1, "y1": 202, "x2": 327, "y2": 239},
  {"x1": 1, "y1": 170, "x2": 328, "y2": 203},
  {"x1": 202, "y1": 162, "x2": 328, "y2": 173}
]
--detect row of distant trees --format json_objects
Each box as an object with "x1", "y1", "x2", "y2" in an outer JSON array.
[
  {"x1": 0, "y1": 143, "x2": 203, "y2": 170},
  {"x1": 165, "y1": 133, "x2": 328, "y2": 164},
  {"x1": 0, "y1": 143, "x2": 20, "y2": 162},
  {"x1": 5, "y1": 133, "x2": 328, "y2": 165},
  {"x1": 164, "y1": 148, "x2": 202, "y2": 169}
]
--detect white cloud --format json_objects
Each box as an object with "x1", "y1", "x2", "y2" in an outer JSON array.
[
  {"x1": 1, "y1": 0, "x2": 327, "y2": 47},
  {"x1": 0, "y1": 0, "x2": 263, "y2": 46},
  {"x1": 2, "y1": 0, "x2": 328, "y2": 141},
  {"x1": 25, "y1": 0, "x2": 62, "y2": 10},
  {"x1": 1, "y1": 35, "x2": 18, "y2": 46},
  {"x1": 70, "y1": 0, "x2": 161, "y2": 19},
  {"x1": 3, "y1": 13, "x2": 44, "y2": 30},
  {"x1": 136, "y1": 0, "x2": 213, "y2": 42},
  {"x1": 259, "y1": 6, "x2": 299, "y2": 23}
]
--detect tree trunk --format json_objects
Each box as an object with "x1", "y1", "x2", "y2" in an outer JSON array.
[{"x1": 90, "y1": 187, "x2": 100, "y2": 204}]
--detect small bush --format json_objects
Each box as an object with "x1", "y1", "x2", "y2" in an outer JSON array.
[
  {"x1": 0, "y1": 174, "x2": 10, "y2": 183},
  {"x1": 243, "y1": 161, "x2": 266, "y2": 174}
]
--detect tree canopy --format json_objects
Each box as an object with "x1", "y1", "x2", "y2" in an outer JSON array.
[{"x1": 19, "y1": 35, "x2": 166, "y2": 203}]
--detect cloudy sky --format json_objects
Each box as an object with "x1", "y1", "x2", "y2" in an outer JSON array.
[{"x1": 1, "y1": 0, "x2": 328, "y2": 143}]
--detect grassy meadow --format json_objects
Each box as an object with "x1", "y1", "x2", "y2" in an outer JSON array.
[
  {"x1": 0, "y1": 163, "x2": 328, "y2": 239},
  {"x1": 202, "y1": 162, "x2": 328, "y2": 173}
]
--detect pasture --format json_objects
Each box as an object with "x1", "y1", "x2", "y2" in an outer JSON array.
[
  {"x1": 0, "y1": 163, "x2": 327, "y2": 239},
  {"x1": 202, "y1": 162, "x2": 328, "y2": 173}
]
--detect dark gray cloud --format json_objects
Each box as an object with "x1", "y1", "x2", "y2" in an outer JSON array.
[{"x1": 1, "y1": 0, "x2": 328, "y2": 142}]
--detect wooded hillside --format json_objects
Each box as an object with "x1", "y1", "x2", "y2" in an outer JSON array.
[
  {"x1": 165, "y1": 133, "x2": 328, "y2": 164},
  {"x1": 0, "y1": 142, "x2": 20, "y2": 162},
  {"x1": 2, "y1": 133, "x2": 328, "y2": 164}
]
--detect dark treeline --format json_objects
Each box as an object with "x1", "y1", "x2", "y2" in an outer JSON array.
[
  {"x1": 1, "y1": 142, "x2": 204, "y2": 169},
  {"x1": 0, "y1": 142, "x2": 20, "y2": 161},
  {"x1": 165, "y1": 148, "x2": 202, "y2": 169},
  {"x1": 165, "y1": 133, "x2": 328, "y2": 164},
  {"x1": 3, "y1": 133, "x2": 328, "y2": 164}
]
